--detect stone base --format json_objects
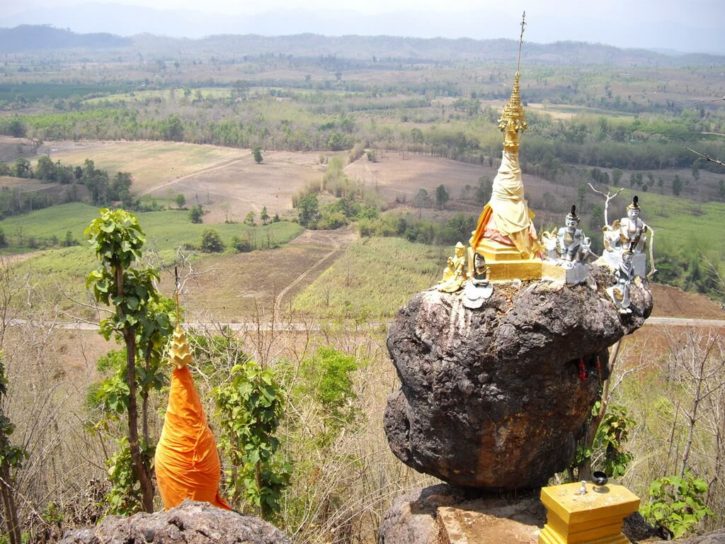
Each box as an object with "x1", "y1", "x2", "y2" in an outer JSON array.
[
  {"x1": 379, "y1": 485, "x2": 545, "y2": 544},
  {"x1": 438, "y1": 501, "x2": 544, "y2": 544},
  {"x1": 380, "y1": 485, "x2": 656, "y2": 544},
  {"x1": 541, "y1": 262, "x2": 590, "y2": 285}
]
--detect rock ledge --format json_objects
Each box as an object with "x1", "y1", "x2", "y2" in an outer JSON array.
[{"x1": 60, "y1": 501, "x2": 289, "y2": 544}]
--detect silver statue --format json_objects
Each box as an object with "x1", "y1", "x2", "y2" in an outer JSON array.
[
  {"x1": 608, "y1": 249, "x2": 635, "y2": 313},
  {"x1": 556, "y1": 205, "x2": 591, "y2": 264},
  {"x1": 602, "y1": 195, "x2": 649, "y2": 278},
  {"x1": 605, "y1": 196, "x2": 647, "y2": 254}
]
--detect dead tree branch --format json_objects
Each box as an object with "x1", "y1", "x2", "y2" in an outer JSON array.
[
  {"x1": 688, "y1": 147, "x2": 725, "y2": 168},
  {"x1": 587, "y1": 183, "x2": 623, "y2": 226}
]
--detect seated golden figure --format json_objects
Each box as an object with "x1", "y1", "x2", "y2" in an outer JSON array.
[{"x1": 437, "y1": 242, "x2": 467, "y2": 293}]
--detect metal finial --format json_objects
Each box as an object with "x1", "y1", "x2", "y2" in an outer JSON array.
[
  {"x1": 517, "y1": 11, "x2": 526, "y2": 73},
  {"x1": 174, "y1": 265, "x2": 180, "y2": 320}
]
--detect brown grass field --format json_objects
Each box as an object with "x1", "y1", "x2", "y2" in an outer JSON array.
[
  {"x1": 345, "y1": 151, "x2": 568, "y2": 208},
  {"x1": 45, "y1": 140, "x2": 244, "y2": 192},
  {"x1": 43, "y1": 140, "x2": 328, "y2": 223},
  {"x1": 142, "y1": 150, "x2": 327, "y2": 223},
  {"x1": 169, "y1": 227, "x2": 358, "y2": 321},
  {"x1": 39, "y1": 141, "x2": 575, "y2": 226}
]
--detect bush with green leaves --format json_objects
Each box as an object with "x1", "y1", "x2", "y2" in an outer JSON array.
[
  {"x1": 641, "y1": 471, "x2": 713, "y2": 539},
  {"x1": 189, "y1": 204, "x2": 204, "y2": 224},
  {"x1": 594, "y1": 404, "x2": 635, "y2": 478},
  {"x1": 200, "y1": 229, "x2": 225, "y2": 253},
  {"x1": 294, "y1": 347, "x2": 359, "y2": 445},
  {"x1": 276, "y1": 347, "x2": 363, "y2": 536},
  {"x1": 252, "y1": 146, "x2": 263, "y2": 164},
  {"x1": 104, "y1": 438, "x2": 143, "y2": 516},
  {"x1": 232, "y1": 235, "x2": 254, "y2": 253},
  {"x1": 214, "y1": 361, "x2": 290, "y2": 519},
  {"x1": 571, "y1": 402, "x2": 635, "y2": 481}
]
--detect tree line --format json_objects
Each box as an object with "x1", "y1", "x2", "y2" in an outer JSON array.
[{"x1": 0, "y1": 157, "x2": 134, "y2": 217}]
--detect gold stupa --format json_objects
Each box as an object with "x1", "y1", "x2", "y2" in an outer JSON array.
[
  {"x1": 468, "y1": 13, "x2": 544, "y2": 281},
  {"x1": 168, "y1": 324, "x2": 193, "y2": 369}
]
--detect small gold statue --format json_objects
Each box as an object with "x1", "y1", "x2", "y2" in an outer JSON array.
[{"x1": 437, "y1": 242, "x2": 467, "y2": 293}]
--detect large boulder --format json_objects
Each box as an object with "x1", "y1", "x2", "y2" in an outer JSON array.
[
  {"x1": 384, "y1": 267, "x2": 652, "y2": 489},
  {"x1": 60, "y1": 501, "x2": 289, "y2": 544}
]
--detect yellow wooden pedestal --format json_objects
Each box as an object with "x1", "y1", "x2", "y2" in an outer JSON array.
[
  {"x1": 474, "y1": 239, "x2": 544, "y2": 282},
  {"x1": 539, "y1": 482, "x2": 640, "y2": 544}
]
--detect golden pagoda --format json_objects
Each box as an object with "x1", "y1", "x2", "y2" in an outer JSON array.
[{"x1": 468, "y1": 12, "x2": 544, "y2": 281}]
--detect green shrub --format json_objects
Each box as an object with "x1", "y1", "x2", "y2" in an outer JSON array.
[
  {"x1": 200, "y1": 229, "x2": 225, "y2": 253},
  {"x1": 215, "y1": 361, "x2": 290, "y2": 519},
  {"x1": 641, "y1": 472, "x2": 712, "y2": 539}
]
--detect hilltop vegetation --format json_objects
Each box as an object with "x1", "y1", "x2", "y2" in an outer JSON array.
[{"x1": 0, "y1": 27, "x2": 723, "y2": 544}]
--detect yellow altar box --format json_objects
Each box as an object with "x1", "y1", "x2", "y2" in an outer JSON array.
[{"x1": 539, "y1": 482, "x2": 640, "y2": 544}]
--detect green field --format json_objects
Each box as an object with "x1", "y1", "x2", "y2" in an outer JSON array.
[
  {"x1": 83, "y1": 86, "x2": 235, "y2": 105},
  {"x1": 292, "y1": 236, "x2": 446, "y2": 319},
  {"x1": 1, "y1": 203, "x2": 303, "y2": 317},
  {"x1": 0, "y1": 202, "x2": 302, "y2": 252}
]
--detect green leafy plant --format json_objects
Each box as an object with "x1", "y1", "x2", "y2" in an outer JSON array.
[
  {"x1": 641, "y1": 471, "x2": 712, "y2": 539},
  {"x1": 85, "y1": 208, "x2": 174, "y2": 512},
  {"x1": 572, "y1": 401, "x2": 635, "y2": 480},
  {"x1": 593, "y1": 404, "x2": 635, "y2": 478},
  {"x1": 200, "y1": 229, "x2": 225, "y2": 252},
  {"x1": 295, "y1": 347, "x2": 359, "y2": 446},
  {"x1": 0, "y1": 354, "x2": 27, "y2": 544},
  {"x1": 215, "y1": 361, "x2": 290, "y2": 519},
  {"x1": 105, "y1": 438, "x2": 142, "y2": 515}
]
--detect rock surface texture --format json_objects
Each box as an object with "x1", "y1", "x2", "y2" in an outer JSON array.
[
  {"x1": 60, "y1": 501, "x2": 289, "y2": 544},
  {"x1": 385, "y1": 267, "x2": 652, "y2": 489},
  {"x1": 680, "y1": 532, "x2": 725, "y2": 544},
  {"x1": 378, "y1": 485, "x2": 708, "y2": 544}
]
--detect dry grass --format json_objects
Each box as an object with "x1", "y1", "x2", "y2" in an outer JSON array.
[
  {"x1": 44, "y1": 140, "x2": 244, "y2": 193},
  {"x1": 344, "y1": 150, "x2": 574, "y2": 219},
  {"x1": 191, "y1": 323, "x2": 436, "y2": 544},
  {"x1": 615, "y1": 328, "x2": 725, "y2": 531},
  {"x1": 42, "y1": 140, "x2": 327, "y2": 223},
  {"x1": 143, "y1": 150, "x2": 326, "y2": 224},
  {"x1": 177, "y1": 228, "x2": 357, "y2": 322}
]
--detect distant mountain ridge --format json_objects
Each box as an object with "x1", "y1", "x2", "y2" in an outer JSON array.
[
  {"x1": 1, "y1": 25, "x2": 724, "y2": 68},
  {"x1": 0, "y1": 25, "x2": 130, "y2": 52}
]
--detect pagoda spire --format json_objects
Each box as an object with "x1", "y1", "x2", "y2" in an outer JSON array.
[{"x1": 498, "y1": 11, "x2": 528, "y2": 153}]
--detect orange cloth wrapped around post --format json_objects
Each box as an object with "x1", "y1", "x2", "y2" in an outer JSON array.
[{"x1": 154, "y1": 326, "x2": 230, "y2": 510}]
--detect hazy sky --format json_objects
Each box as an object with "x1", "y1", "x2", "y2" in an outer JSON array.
[{"x1": 3, "y1": 0, "x2": 725, "y2": 54}]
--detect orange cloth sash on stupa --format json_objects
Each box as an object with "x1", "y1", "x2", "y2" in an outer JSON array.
[
  {"x1": 470, "y1": 204, "x2": 493, "y2": 251},
  {"x1": 155, "y1": 366, "x2": 230, "y2": 510}
]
